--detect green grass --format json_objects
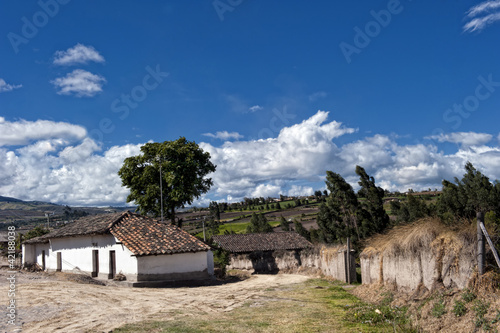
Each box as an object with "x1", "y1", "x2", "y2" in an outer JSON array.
[
  {"x1": 452, "y1": 300, "x2": 467, "y2": 317},
  {"x1": 195, "y1": 221, "x2": 281, "y2": 237},
  {"x1": 113, "y1": 278, "x2": 416, "y2": 333},
  {"x1": 431, "y1": 296, "x2": 447, "y2": 318}
]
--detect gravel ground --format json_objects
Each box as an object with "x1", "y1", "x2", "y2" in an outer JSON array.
[{"x1": 0, "y1": 267, "x2": 309, "y2": 333}]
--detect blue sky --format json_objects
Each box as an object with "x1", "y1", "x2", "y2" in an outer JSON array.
[{"x1": 1, "y1": 0, "x2": 500, "y2": 206}]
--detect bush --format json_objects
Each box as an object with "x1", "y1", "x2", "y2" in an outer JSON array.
[{"x1": 212, "y1": 246, "x2": 230, "y2": 278}]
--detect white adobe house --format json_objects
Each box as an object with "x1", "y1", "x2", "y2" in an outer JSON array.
[{"x1": 22, "y1": 211, "x2": 214, "y2": 286}]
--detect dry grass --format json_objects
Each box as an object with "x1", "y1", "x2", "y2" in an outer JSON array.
[
  {"x1": 113, "y1": 278, "x2": 399, "y2": 333},
  {"x1": 361, "y1": 218, "x2": 476, "y2": 258},
  {"x1": 353, "y1": 281, "x2": 500, "y2": 333}
]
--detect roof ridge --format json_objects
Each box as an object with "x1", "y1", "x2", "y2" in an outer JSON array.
[{"x1": 106, "y1": 211, "x2": 131, "y2": 230}]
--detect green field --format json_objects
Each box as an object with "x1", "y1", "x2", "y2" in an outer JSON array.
[{"x1": 196, "y1": 221, "x2": 281, "y2": 237}]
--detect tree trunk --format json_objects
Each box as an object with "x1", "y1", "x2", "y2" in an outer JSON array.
[{"x1": 170, "y1": 206, "x2": 176, "y2": 225}]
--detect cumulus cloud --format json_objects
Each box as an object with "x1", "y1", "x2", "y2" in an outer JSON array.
[
  {"x1": 464, "y1": 0, "x2": 500, "y2": 32},
  {"x1": 0, "y1": 139, "x2": 142, "y2": 206},
  {"x1": 200, "y1": 111, "x2": 357, "y2": 200},
  {"x1": 3, "y1": 114, "x2": 500, "y2": 207},
  {"x1": 0, "y1": 118, "x2": 87, "y2": 146},
  {"x1": 51, "y1": 69, "x2": 106, "y2": 97},
  {"x1": 251, "y1": 184, "x2": 282, "y2": 198},
  {"x1": 202, "y1": 131, "x2": 244, "y2": 140},
  {"x1": 53, "y1": 43, "x2": 105, "y2": 65},
  {"x1": 426, "y1": 132, "x2": 493, "y2": 147},
  {"x1": 0, "y1": 79, "x2": 22, "y2": 93},
  {"x1": 287, "y1": 185, "x2": 314, "y2": 197}
]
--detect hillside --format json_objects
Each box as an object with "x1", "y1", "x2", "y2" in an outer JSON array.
[{"x1": 0, "y1": 196, "x2": 133, "y2": 229}]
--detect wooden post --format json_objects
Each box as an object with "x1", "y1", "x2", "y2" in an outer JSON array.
[
  {"x1": 477, "y1": 212, "x2": 485, "y2": 276},
  {"x1": 479, "y1": 221, "x2": 500, "y2": 269},
  {"x1": 346, "y1": 237, "x2": 351, "y2": 284}
]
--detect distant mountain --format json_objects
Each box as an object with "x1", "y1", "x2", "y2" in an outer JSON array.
[
  {"x1": 0, "y1": 195, "x2": 134, "y2": 226},
  {"x1": 0, "y1": 196, "x2": 24, "y2": 203}
]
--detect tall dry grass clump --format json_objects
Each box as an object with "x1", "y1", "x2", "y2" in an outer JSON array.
[{"x1": 361, "y1": 217, "x2": 476, "y2": 258}]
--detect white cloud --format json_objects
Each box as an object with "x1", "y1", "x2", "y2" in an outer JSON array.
[
  {"x1": 0, "y1": 118, "x2": 87, "y2": 146},
  {"x1": 308, "y1": 91, "x2": 327, "y2": 102},
  {"x1": 249, "y1": 105, "x2": 262, "y2": 112},
  {"x1": 0, "y1": 137, "x2": 142, "y2": 206},
  {"x1": 467, "y1": 0, "x2": 500, "y2": 17},
  {"x1": 464, "y1": 1, "x2": 500, "y2": 32},
  {"x1": 0, "y1": 79, "x2": 22, "y2": 93},
  {"x1": 53, "y1": 43, "x2": 105, "y2": 65},
  {"x1": 200, "y1": 110, "x2": 356, "y2": 200},
  {"x1": 251, "y1": 184, "x2": 281, "y2": 198},
  {"x1": 202, "y1": 131, "x2": 243, "y2": 140},
  {"x1": 426, "y1": 132, "x2": 492, "y2": 147},
  {"x1": 3, "y1": 114, "x2": 500, "y2": 207},
  {"x1": 51, "y1": 69, "x2": 106, "y2": 97},
  {"x1": 287, "y1": 185, "x2": 314, "y2": 197}
]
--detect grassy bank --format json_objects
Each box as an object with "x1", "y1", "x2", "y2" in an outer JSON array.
[{"x1": 113, "y1": 278, "x2": 416, "y2": 333}]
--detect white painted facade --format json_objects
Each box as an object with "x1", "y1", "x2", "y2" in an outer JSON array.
[{"x1": 23, "y1": 233, "x2": 214, "y2": 282}]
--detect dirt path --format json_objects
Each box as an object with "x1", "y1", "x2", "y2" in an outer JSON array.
[{"x1": 0, "y1": 269, "x2": 309, "y2": 333}]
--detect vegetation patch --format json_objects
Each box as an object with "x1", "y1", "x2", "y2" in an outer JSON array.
[
  {"x1": 114, "y1": 278, "x2": 412, "y2": 333},
  {"x1": 431, "y1": 296, "x2": 447, "y2": 318}
]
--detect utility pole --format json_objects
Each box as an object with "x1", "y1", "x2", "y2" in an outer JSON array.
[
  {"x1": 477, "y1": 212, "x2": 485, "y2": 276},
  {"x1": 202, "y1": 216, "x2": 206, "y2": 242},
  {"x1": 159, "y1": 160, "x2": 164, "y2": 223}
]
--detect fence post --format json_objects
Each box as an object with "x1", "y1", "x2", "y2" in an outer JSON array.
[
  {"x1": 346, "y1": 237, "x2": 351, "y2": 284},
  {"x1": 477, "y1": 212, "x2": 485, "y2": 276}
]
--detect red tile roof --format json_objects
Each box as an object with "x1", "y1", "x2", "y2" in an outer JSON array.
[
  {"x1": 25, "y1": 211, "x2": 210, "y2": 256},
  {"x1": 212, "y1": 232, "x2": 312, "y2": 253}
]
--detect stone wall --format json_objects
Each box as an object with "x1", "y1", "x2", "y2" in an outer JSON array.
[
  {"x1": 360, "y1": 220, "x2": 477, "y2": 292},
  {"x1": 228, "y1": 245, "x2": 356, "y2": 283}
]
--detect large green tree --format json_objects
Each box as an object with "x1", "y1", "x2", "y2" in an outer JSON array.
[
  {"x1": 118, "y1": 137, "x2": 216, "y2": 225},
  {"x1": 438, "y1": 161, "x2": 500, "y2": 223},
  {"x1": 317, "y1": 171, "x2": 360, "y2": 243},
  {"x1": 317, "y1": 166, "x2": 388, "y2": 243},
  {"x1": 355, "y1": 166, "x2": 389, "y2": 236}
]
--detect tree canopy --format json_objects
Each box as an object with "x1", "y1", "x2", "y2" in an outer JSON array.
[
  {"x1": 118, "y1": 137, "x2": 216, "y2": 224},
  {"x1": 438, "y1": 161, "x2": 500, "y2": 223},
  {"x1": 316, "y1": 166, "x2": 388, "y2": 244},
  {"x1": 246, "y1": 212, "x2": 273, "y2": 233}
]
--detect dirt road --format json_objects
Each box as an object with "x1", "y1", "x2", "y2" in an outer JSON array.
[{"x1": 0, "y1": 269, "x2": 310, "y2": 333}]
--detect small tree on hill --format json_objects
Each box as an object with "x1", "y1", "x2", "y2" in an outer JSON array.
[
  {"x1": 294, "y1": 220, "x2": 311, "y2": 241},
  {"x1": 279, "y1": 216, "x2": 290, "y2": 231},
  {"x1": 246, "y1": 213, "x2": 273, "y2": 233}
]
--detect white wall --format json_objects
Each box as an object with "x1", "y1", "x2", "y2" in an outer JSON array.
[
  {"x1": 24, "y1": 236, "x2": 214, "y2": 282},
  {"x1": 136, "y1": 251, "x2": 213, "y2": 281},
  {"x1": 22, "y1": 242, "x2": 50, "y2": 269},
  {"x1": 24, "y1": 234, "x2": 138, "y2": 278}
]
